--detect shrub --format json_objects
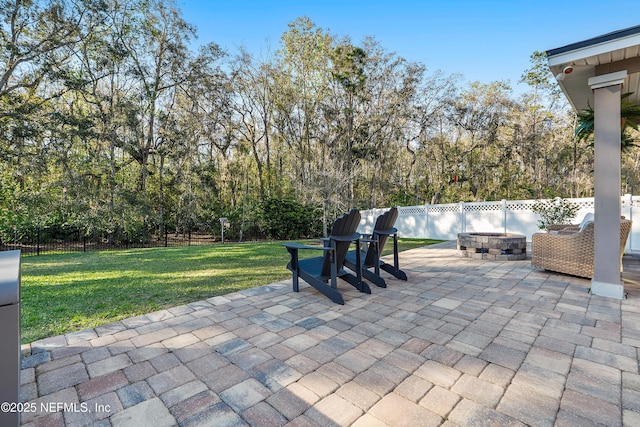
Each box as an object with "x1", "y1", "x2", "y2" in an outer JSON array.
[
  {"x1": 258, "y1": 197, "x2": 322, "y2": 240},
  {"x1": 532, "y1": 198, "x2": 580, "y2": 230}
]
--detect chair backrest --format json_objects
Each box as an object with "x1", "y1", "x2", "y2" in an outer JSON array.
[
  {"x1": 364, "y1": 207, "x2": 399, "y2": 266},
  {"x1": 321, "y1": 209, "x2": 361, "y2": 276}
]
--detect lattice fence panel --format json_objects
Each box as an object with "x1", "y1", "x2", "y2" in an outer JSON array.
[{"x1": 464, "y1": 203, "x2": 502, "y2": 212}]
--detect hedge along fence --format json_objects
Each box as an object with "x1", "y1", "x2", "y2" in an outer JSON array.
[
  {"x1": 0, "y1": 223, "x2": 251, "y2": 256},
  {"x1": 0, "y1": 197, "x2": 325, "y2": 255},
  {"x1": 359, "y1": 195, "x2": 640, "y2": 252},
  {"x1": 257, "y1": 197, "x2": 323, "y2": 240}
]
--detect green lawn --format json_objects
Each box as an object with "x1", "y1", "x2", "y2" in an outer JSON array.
[{"x1": 20, "y1": 238, "x2": 440, "y2": 343}]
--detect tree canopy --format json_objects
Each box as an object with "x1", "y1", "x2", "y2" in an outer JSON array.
[{"x1": 2, "y1": 1, "x2": 639, "y2": 244}]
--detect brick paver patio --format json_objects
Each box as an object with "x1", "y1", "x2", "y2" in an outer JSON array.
[{"x1": 19, "y1": 241, "x2": 640, "y2": 426}]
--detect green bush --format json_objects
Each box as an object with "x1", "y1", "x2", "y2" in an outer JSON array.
[
  {"x1": 258, "y1": 197, "x2": 322, "y2": 239},
  {"x1": 532, "y1": 198, "x2": 580, "y2": 230}
]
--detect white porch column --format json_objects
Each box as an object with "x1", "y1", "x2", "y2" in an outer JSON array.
[{"x1": 589, "y1": 71, "x2": 627, "y2": 299}]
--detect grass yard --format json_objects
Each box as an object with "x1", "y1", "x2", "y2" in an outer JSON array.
[{"x1": 20, "y1": 238, "x2": 440, "y2": 343}]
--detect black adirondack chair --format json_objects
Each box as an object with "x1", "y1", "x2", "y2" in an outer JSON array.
[
  {"x1": 283, "y1": 209, "x2": 370, "y2": 305},
  {"x1": 344, "y1": 207, "x2": 407, "y2": 288}
]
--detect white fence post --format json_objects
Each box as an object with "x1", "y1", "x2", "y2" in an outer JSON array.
[
  {"x1": 424, "y1": 204, "x2": 429, "y2": 238},
  {"x1": 502, "y1": 199, "x2": 507, "y2": 233},
  {"x1": 459, "y1": 201, "x2": 465, "y2": 234}
]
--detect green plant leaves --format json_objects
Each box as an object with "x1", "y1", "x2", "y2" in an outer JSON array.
[{"x1": 532, "y1": 198, "x2": 580, "y2": 230}]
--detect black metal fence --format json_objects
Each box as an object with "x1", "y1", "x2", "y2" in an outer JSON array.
[{"x1": 0, "y1": 222, "x2": 264, "y2": 256}]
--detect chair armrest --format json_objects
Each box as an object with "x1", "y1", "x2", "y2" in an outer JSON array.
[
  {"x1": 283, "y1": 242, "x2": 335, "y2": 268},
  {"x1": 331, "y1": 232, "x2": 361, "y2": 242},
  {"x1": 373, "y1": 227, "x2": 398, "y2": 236},
  {"x1": 547, "y1": 224, "x2": 578, "y2": 232},
  {"x1": 535, "y1": 231, "x2": 582, "y2": 239},
  {"x1": 283, "y1": 242, "x2": 334, "y2": 252}
]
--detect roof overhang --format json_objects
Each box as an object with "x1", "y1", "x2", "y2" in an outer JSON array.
[{"x1": 546, "y1": 25, "x2": 640, "y2": 113}]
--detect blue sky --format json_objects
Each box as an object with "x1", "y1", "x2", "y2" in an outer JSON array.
[{"x1": 178, "y1": 0, "x2": 638, "y2": 92}]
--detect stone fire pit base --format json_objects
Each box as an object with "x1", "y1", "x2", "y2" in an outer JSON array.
[{"x1": 457, "y1": 232, "x2": 527, "y2": 261}]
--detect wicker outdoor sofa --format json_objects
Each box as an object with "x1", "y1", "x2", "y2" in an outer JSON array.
[{"x1": 531, "y1": 218, "x2": 633, "y2": 279}]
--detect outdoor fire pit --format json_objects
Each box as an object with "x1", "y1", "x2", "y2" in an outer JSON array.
[{"x1": 457, "y1": 232, "x2": 527, "y2": 261}]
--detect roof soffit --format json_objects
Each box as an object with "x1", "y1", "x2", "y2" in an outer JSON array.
[{"x1": 547, "y1": 26, "x2": 640, "y2": 112}]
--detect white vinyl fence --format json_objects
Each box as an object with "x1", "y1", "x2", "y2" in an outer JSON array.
[{"x1": 358, "y1": 195, "x2": 640, "y2": 252}]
